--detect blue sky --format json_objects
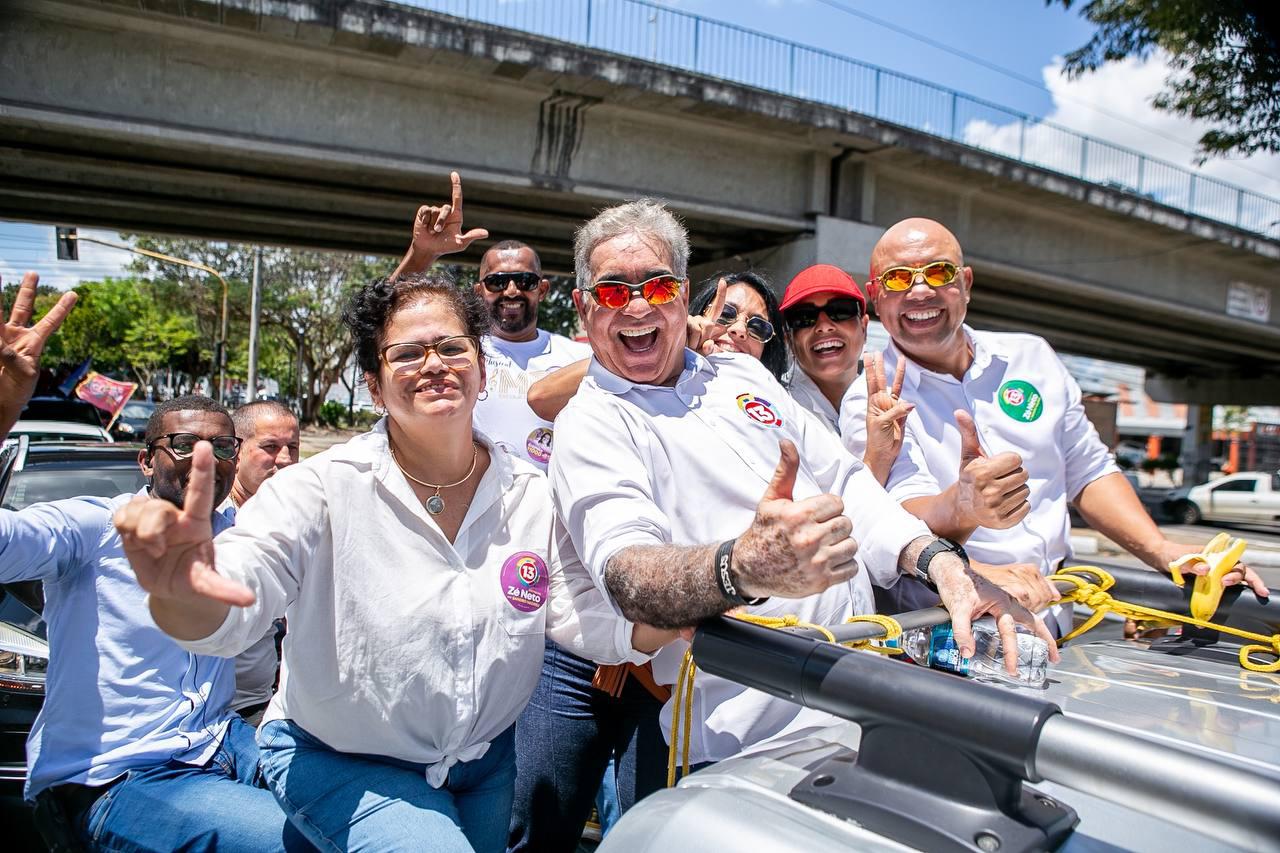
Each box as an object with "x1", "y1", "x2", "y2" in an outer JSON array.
[{"x1": 3, "y1": 0, "x2": 1276, "y2": 290}]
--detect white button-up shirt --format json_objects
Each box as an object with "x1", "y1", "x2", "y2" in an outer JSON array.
[
  {"x1": 549, "y1": 350, "x2": 930, "y2": 764},
  {"x1": 474, "y1": 330, "x2": 590, "y2": 470},
  {"x1": 784, "y1": 367, "x2": 841, "y2": 435},
  {"x1": 840, "y1": 327, "x2": 1118, "y2": 634},
  {"x1": 180, "y1": 421, "x2": 642, "y2": 786}
]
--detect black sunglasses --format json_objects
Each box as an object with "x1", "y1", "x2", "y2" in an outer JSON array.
[
  {"x1": 783, "y1": 297, "x2": 863, "y2": 331},
  {"x1": 147, "y1": 432, "x2": 242, "y2": 461},
  {"x1": 481, "y1": 272, "x2": 541, "y2": 293},
  {"x1": 715, "y1": 302, "x2": 775, "y2": 344}
]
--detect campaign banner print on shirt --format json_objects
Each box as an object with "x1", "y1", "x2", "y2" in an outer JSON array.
[
  {"x1": 736, "y1": 393, "x2": 783, "y2": 428},
  {"x1": 501, "y1": 552, "x2": 549, "y2": 612},
  {"x1": 997, "y1": 380, "x2": 1043, "y2": 423}
]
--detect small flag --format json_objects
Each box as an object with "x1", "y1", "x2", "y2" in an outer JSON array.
[
  {"x1": 57, "y1": 357, "x2": 92, "y2": 397},
  {"x1": 75, "y1": 372, "x2": 137, "y2": 430}
]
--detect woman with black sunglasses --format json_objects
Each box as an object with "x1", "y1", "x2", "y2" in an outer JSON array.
[{"x1": 687, "y1": 271, "x2": 790, "y2": 382}]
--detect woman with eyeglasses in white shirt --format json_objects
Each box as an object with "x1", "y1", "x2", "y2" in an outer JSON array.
[{"x1": 113, "y1": 273, "x2": 664, "y2": 853}]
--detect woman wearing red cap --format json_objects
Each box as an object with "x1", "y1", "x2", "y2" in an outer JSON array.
[{"x1": 779, "y1": 264, "x2": 912, "y2": 484}]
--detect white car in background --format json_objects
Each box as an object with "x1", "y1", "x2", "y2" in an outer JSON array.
[
  {"x1": 8, "y1": 420, "x2": 113, "y2": 444},
  {"x1": 1165, "y1": 471, "x2": 1280, "y2": 526}
]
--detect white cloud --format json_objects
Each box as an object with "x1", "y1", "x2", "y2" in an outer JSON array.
[{"x1": 962, "y1": 53, "x2": 1280, "y2": 235}]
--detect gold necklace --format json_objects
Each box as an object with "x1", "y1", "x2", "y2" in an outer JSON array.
[{"x1": 389, "y1": 441, "x2": 478, "y2": 516}]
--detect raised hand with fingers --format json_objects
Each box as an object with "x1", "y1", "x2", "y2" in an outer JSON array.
[
  {"x1": 1, "y1": 272, "x2": 78, "y2": 438},
  {"x1": 686, "y1": 277, "x2": 730, "y2": 356},
  {"x1": 953, "y1": 409, "x2": 1030, "y2": 531},
  {"x1": 862, "y1": 351, "x2": 914, "y2": 485},
  {"x1": 730, "y1": 439, "x2": 860, "y2": 600},
  {"x1": 115, "y1": 442, "x2": 255, "y2": 633},
  {"x1": 393, "y1": 171, "x2": 491, "y2": 280}
]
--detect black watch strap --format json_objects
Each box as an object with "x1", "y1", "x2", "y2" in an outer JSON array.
[
  {"x1": 714, "y1": 539, "x2": 767, "y2": 607},
  {"x1": 911, "y1": 537, "x2": 969, "y2": 589}
]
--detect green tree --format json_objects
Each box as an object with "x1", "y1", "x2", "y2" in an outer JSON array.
[
  {"x1": 126, "y1": 238, "x2": 396, "y2": 421},
  {"x1": 1053, "y1": 1, "x2": 1280, "y2": 159}
]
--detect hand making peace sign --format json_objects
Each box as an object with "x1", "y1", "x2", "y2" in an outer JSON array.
[
  {"x1": 686, "y1": 277, "x2": 731, "y2": 356},
  {"x1": 861, "y1": 350, "x2": 913, "y2": 485},
  {"x1": 1, "y1": 272, "x2": 78, "y2": 438}
]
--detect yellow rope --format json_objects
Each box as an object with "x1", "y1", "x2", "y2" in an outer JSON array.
[
  {"x1": 841, "y1": 613, "x2": 906, "y2": 654},
  {"x1": 1049, "y1": 566, "x2": 1280, "y2": 673},
  {"x1": 665, "y1": 610, "x2": 904, "y2": 786}
]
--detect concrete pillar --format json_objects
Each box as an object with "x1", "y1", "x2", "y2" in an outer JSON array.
[{"x1": 1179, "y1": 404, "x2": 1215, "y2": 486}]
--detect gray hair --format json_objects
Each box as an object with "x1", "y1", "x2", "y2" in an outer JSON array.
[
  {"x1": 231, "y1": 399, "x2": 297, "y2": 439},
  {"x1": 573, "y1": 199, "x2": 690, "y2": 290}
]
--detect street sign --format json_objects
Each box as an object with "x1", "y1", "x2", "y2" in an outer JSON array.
[{"x1": 1226, "y1": 280, "x2": 1271, "y2": 323}]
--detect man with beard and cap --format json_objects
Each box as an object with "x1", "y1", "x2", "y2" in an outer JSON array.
[
  {"x1": 838, "y1": 217, "x2": 1269, "y2": 627},
  {"x1": 391, "y1": 173, "x2": 588, "y2": 469},
  {"x1": 0, "y1": 385, "x2": 303, "y2": 850}
]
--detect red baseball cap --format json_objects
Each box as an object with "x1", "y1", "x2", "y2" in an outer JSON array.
[{"x1": 779, "y1": 264, "x2": 866, "y2": 312}]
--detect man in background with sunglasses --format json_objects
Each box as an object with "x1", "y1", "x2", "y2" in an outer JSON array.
[
  {"x1": 843, "y1": 217, "x2": 1268, "y2": 626},
  {"x1": 470, "y1": 240, "x2": 589, "y2": 470},
  {"x1": 0, "y1": 372, "x2": 301, "y2": 850}
]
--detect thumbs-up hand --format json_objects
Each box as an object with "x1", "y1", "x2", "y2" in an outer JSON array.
[
  {"x1": 731, "y1": 440, "x2": 860, "y2": 599},
  {"x1": 953, "y1": 410, "x2": 1030, "y2": 530},
  {"x1": 115, "y1": 441, "x2": 255, "y2": 610}
]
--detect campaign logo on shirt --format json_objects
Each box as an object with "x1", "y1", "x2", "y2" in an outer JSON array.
[
  {"x1": 501, "y1": 552, "x2": 549, "y2": 612},
  {"x1": 997, "y1": 380, "x2": 1043, "y2": 423},
  {"x1": 526, "y1": 427, "x2": 553, "y2": 465},
  {"x1": 736, "y1": 393, "x2": 783, "y2": 429}
]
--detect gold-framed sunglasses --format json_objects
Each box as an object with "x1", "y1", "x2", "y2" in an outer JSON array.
[{"x1": 875, "y1": 261, "x2": 961, "y2": 292}]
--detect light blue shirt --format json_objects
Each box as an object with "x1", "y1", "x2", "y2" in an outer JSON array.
[{"x1": 0, "y1": 490, "x2": 237, "y2": 799}]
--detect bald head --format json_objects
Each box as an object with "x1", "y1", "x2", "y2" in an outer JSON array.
[
  {"x1": 867, "y1": 217, "x2": 973, "y2": 378},
  {"x1": 870, "y1": 218, "x2": 964, "y2": 279}
]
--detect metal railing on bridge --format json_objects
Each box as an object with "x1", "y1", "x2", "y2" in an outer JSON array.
[{"x1": 395, "y1": 0, "x2": 1280, "y2": 239}]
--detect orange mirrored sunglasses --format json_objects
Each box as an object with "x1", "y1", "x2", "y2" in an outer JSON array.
[{"x1": 586, "y1": 275, "x2": 683, "y2": 310}]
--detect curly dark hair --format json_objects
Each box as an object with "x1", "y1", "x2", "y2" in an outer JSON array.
[
  {"x1": 689, "y1": 270, "x2": 790, "y2": 382},
  {"x1": 343, "y1": 273, "x2": 489, "y2": 376}
]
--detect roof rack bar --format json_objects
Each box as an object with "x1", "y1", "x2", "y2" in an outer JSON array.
[
  {"x1": 1035, "y1": 714, "x2": 1280, "y2": 851},
  {"x1": 693, "y1": 616, "x2": 1280, "y2": 850}
]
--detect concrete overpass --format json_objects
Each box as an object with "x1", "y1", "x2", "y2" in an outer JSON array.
[{"x1": 1, "y1": 0, "x2": 1278, "y2": 402}]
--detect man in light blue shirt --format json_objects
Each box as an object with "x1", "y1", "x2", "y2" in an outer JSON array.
[{"x1": 0, "y1": 392, "x2": 305, "y2": 851}]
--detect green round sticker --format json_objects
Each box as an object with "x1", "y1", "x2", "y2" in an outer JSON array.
[{"x1": 997, "y1": 380, "x2": 1043, "y2": 423}]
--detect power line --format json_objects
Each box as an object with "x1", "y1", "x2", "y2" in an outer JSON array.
[{"x1": 804, "y1": 0, "x2": 1279, "y2": 186}]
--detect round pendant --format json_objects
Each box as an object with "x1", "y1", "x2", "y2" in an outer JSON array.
[{"x1": 425, "y1": 494, "x2": 445, "y2": 515}]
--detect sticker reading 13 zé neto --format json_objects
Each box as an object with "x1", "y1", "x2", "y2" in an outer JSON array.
[
  {"x1": 501, "y1": 551, "x2": 549, "y2": 612},
  {"x1": 997, "y1": 379, "x2": 1043, "y2": 423}
]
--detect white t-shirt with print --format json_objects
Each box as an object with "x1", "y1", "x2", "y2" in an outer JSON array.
[{"x1": 474, "y1": 330, "x2": 590, "y2": 470}]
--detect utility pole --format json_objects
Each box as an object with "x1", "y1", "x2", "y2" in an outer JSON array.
[{"x1": 246, "y1": 247, "x2": 263, "y2": 403}]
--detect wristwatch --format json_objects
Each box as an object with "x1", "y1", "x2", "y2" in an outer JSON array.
[{"x1": 910, "y1": 537, "x2": 969, "y2": 590}]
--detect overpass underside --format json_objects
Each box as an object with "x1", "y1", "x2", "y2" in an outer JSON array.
[{"x1": 1, "y1": 0, "x2": 1277, "y2": 402}]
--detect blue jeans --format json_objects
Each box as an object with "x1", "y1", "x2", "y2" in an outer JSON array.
[
  {"x1": 258, "y1": 719, "x2": 516, "y2": 853},
  {"x1": 595, "y1": 757, "x2": 620, "y2": 835},
  {"x1": 82, "y1": 715, "x2": 307, "y2": 852},
  {"x1": 508, "y1": 640, "x2": 666, "y2": 852}
]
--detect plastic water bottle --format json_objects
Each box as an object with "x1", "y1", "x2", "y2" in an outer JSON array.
[{"x1": 892, "y1": 617, "x2": 1049, "y2": 688}]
